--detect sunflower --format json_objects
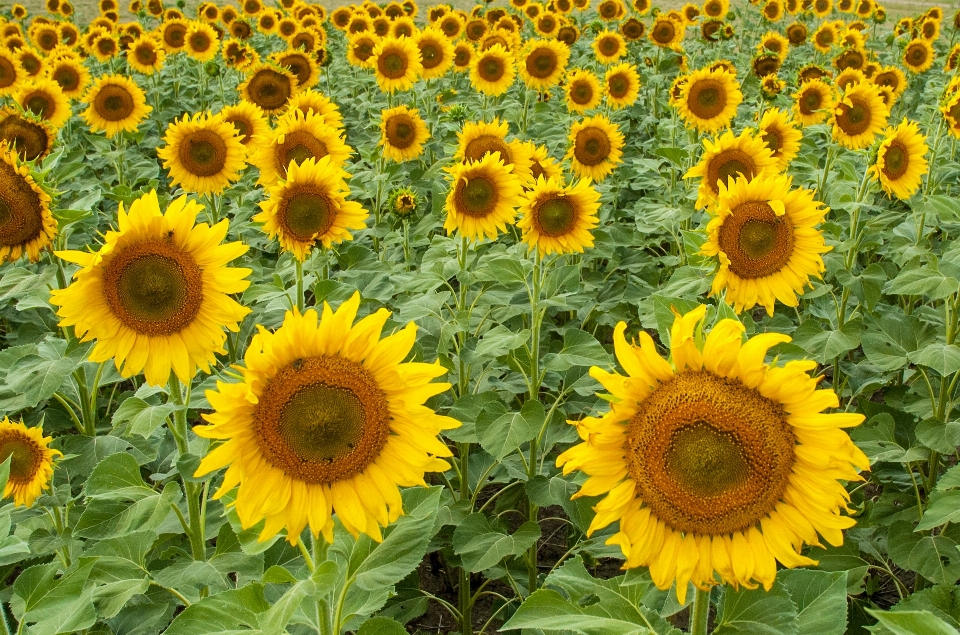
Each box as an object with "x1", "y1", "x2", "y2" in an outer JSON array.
[
  {"x1": 454, "y1": 119, "x2": 534, "y2": 183},
  {"x1": 835, "y1": 68, "x2": 867, "y2": 93},
  {"x1": 831, "y1": 82, "x2": 887, "y2": 149},
  {"x1": 80, "y1": 74, "x2": 151, "y2": 137},
  {"x1": 758, "y1": 32, "x2": 789, "y2": 60},
  {"x1": 223, "y1": 39, "x2": 260, "y2": 71},
  {"x1": 160, "y1": 18, "x2": 189, "y2": 52},
  {"x1": 444, "y1": 153, "x2": 524, "y2": 241},
  {"x1": 524, "y1": 141, "x2": 564, "y2": 187},
  {"x1": 785, "y1": 22, "x2": 807, "y2": 45},
  {"x1": 15, "y1": 78, "x2": 70, "y2": 130},
  {"x1": 271, "y1": 50, "x2": 320, "y2": 90},
  {"x1": 704, "y1": 21, "x2": 727, "y2": 44},
  {"x1": 252, "y1": 111, "x2": 351, "y2": 188},
  {"x1": 0, "y1": 108, "x2": 54, "y2": 162},
  {"x1": 0, "y1": 418, "x2": 61, "y2": 508},
  {"x1": 240, "y1": 64, "x2": 298, "y2": 114},
  {"x1": 51, "y1": 191, "x2": 250, "y2": 386},
  {"x1": 415, "y1": 26, "x2": 454, "y2": 81},
  {"x1": 438, "y1": 12, "x2": 466, "y2": 39},
  {"x1": 15, "y1": 49, "x2": 43, "y2": 80},
  {"x1": 650, "y1": 15, "x2": 684, "y2": 48},
  {"x1": 703, "y1": 0, "x2": 729, "y2": 18},
  {"x1": 517, "y1": 176, "x2": 600, "y2": 255},
  {"x1": 566, "y1": 114, "x2": 624, "y2": 182},
  {"x1": 0, "y1": 142, "x2": 55, "y2": 263},
  {"x1": 756, "y1": 109, "x2": 802, "y2": 171},
  {"x1": 604, "y1": 63, "x2": 641, "y2": 109},
  {"x1": 798, "y1": 65, "x2": 832, "y2": 86},
  {"x1": 944, "y1": 93, "x2": 960, "y2": 139},
  {"x1": 127, "y1": 35, "x2": 166, "y2": 74},
  {"x1": 453, "y1": 41, "x2": 474, "y2": 72},
  {"x1": 868, "y1": 118, "x2": 928, "y2": 200},
  {"x1": 157, "y1": 112, "x2": 247, "y2": 194},
  {"x1": 684, "y1": 129, "x2": 778, "y2": 211},
  {"x1": 470, "y1": 43, "x2": 515, "y2": 96},
  {"x1": 676, "y1": 68, "x2": 742, "y2": 134},
  {"x1": 813, "y1": 0, "x2": 833, "y2": 15},
  {"x1": 220, "y1": 100, "x2": 270, "y2": 151},
  {"x1": 593, "y1": 29, "x2": 627, "y2": 64},
  {"x1": 391, "y1": 16, "x2": 418, "y2": 40},
  {"x1": 346, "y1": 33, "x2": 380, "y2": 68},
  {"x1": 793, "y1": 78, "x2": 835, "y2": 126},
  {"x1": 371, "y1": 36, "x2": 422, "y2": 93},
  {"x1": 558, "y1": 25, "x2": 580, "y2": 46},
  {"x1": 193, "y1": 292, "x2": 456, "y2": 544},
  {"x1": 903, "y1": 38, "x2": 934, "y2": 73},
  {"x1": 184, "y1": 21, "x2": 219, "y2": 62},
  {"x1": 519, "y1": 39, "x2": 569, "y2": 90},
  {"x1": 283, "y1": 91, "x2": 344, "y2": 130},
  {"x1": 811, "y1": 22, "x2": 837, "y2": 53},
  {"x1": 621, "y1": 17, "x2": 645, "y2": 41},
  {"x1": 762, "y1": 0, "x2": 784, "y2": 21},
  {"x1": 566, "y1": 68, "x2": 602, "y2": 113},
  {"x1": 557, "y1": 304, "x2": 867, "y2": 600},
  {"x1": 379, "y1": 105, "x2": 430, "y2": 163}
]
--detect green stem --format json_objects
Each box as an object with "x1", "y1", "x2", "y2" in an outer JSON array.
[
  {"x1": 168, "y1": 375, "x2": 206, "y2": 561},
  {"x1": 690, "y1": 588, "x2": 711, "y2": 635},
  {"x1": 295, "y1": 259, "x2": 305, "y2": 312},
  {"x1": 527, "y1": 250, "x2": 544, "y2": 595},
  {"x1": 923, "y1": 118, "x2": 945, "y2": 197},
  {"x1": 818, "y1": 144, "x2": 837, "y2": 203},
  {"x1": 459, "y1": 568, "x2": 473, "y2": 635}
]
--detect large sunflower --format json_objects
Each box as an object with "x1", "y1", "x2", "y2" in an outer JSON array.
[
  {"x1": 593, "y1": 29, "x2": 627, "y2": 64},
  {"x1": 676, "y1": 67, "x2": 742, "y2": 134},
  {"x1": 903, "y1": 38, "x2": 934, "y2": 73},
  {"x1": 0, "y1": 108, "x2": 55, "y2": 162},
  {"x1": 251, "y1": 111, "x2": 352, "y2": 187},
  {"x1": 0, "y1": 418, "x2": 61, "y2": 508},
  {"x1": 565, "y1": 114, "x2": 625, "y2": 182},
  {"x1": 470, "y1": 43, "x2": 516, "y2": 96},
  {"x1": 702, "y1": 173, "x2": 830, "y2": 314},
  {"x1": 831, "y1": 82, "x2": 887, "y2": 150},
  {"x1": 254, "y1": 156, "x2": 368, "y2": 261},
  {"x1": 0, "y1": 143, "x2": 55, "y2": 263},
  {"x1": 444, "y1": 153, "x2": 524, "y2": 241},
  {"x1": 239, "y1": 64, "x2": 299, "y2": 114},
  {"x1": 51, "y1": 191, "x2": 251, "y2": 387},
  {"x1": 684, "y1": 129, "x2": 778, "y2": 211},
  {"x1": 868, "y1": 118, "x2": 928, "y2": 200},
  {"x1": 756, "y1": 108, "x2": 802, "y2": 171},
  {"x1": 81, "y1": 74, "x2": 152, "y2": 137},
  {"x1": 15, "y1": 78, "x2": 71, "y2": 130},
  {"x1": 566, "y1": 68, "x2": 602, "y2": 113},
  {"x1": 792, "y1": 78, "x2": 835, "y2": 126},
  {"x1": 454, "y1": 119, "x2": 534, "y2": 183},
  {"x1": 372, "y1": 36, "x2": 422, "y2": 93},
  {"x1": 346, "y1": 33, "x2": 380, "y2": 69},
  {"x1": 416, "y1": 26, "x2": 455, "y2": 80},
  {"x1": 557, "y1": 304, "x2": 867, "y2": 601},
  {"x1": 193, "y1": 293, "x2": 458, "y2": 544},
  {"x1": 604, "y1": 63, "x2": 641, "y2": 110},
  {"x1": 519, "y1": 38, "x2": 569, "y2": 90},
  {"x1": 380, "y1": 105, "x2": 430, "y2": 162},
  {"x1": 517, "y1": 176, "x2": 600, "y2": 255}
]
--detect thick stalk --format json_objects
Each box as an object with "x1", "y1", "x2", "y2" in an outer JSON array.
[
  {"x1": 295, "y1": 259, "x2": 305, "y2": 312},
  {"x1": 690, "y1": 588, "x2": 711, "y2": 635},
  {"x1": 526, "y1": 250, "x2": 544, "y2": 595},
  {"x1": 817, "y1": 144, "x2": 837, "y2": 202},
  {"x1": 168, "y1": 375, "x2": 206, "y2": 560}
]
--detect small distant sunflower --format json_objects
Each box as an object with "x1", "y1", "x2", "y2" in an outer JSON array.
[
  {"x1": 798, "y1": 64, "x2": 831, "y2": 85},
  {"x1": 0, "y1": 419, "x2": 61, "y2": 508},
  {"x1": 831, "y1": 82, "x2": 887, "y2": 149},
  {"x1": 391, "y1": 16, "x2": 418, "y2": 39},
  {"x1": 346, "y1": 33, "x2": 380, "y2": 68},
  {"x1": 453, "y1": 42, "x2": 474, "y2": 72},
  {"x1": 0, "y1": 109, "x2": 54, "y2": 162},
  {"x1": 677, "y1": 68, "x2": 742, "y2": 134},
  {"x1": 703, "y1": 18, "x2": 724, "y2": 41},
  {"x1": 372, "y1": 36, "x2": 422, "y2": 93},
  {"x1": 127, "y1": 35, "x2": 166, "y2": 74},
  {"x1": 621, "y1": 18, "x2": 646, "y2": 41},
  {"x1": 15, "y1": 78, "x2": 71, "y2": 129},
  {"x1": 757, "y1": 108, "x2": 802, "y2": 171},
  {"x1": 0, "y1": 143, "x2": 55, "y2": 263},
  {"x1": 438, "y1": 12, "x2": 466, "y2": 39},
  {"x1": 566, "y1": 114, "x2": 624, "y2": 182},
  {"x1": 684, "y1": 129, "x2": 778, "y2": 211},
  {"x1": 702, "y1": 173, "x2": 830, "y2": 314},
  {"x1": 470, "y1": 43, "x2": 515, "y2": 96},
  {"x1": 793, "y1": 78, "x2": 835, "y2": 126},
  {"x1": 834, "y1": 47, "x2": 866, "y2": 72},
  {"x1": 416, "y1": 26, "x2": 454, "y2": 80},
  {"x1": 160, "y1": 18, "x2": 189, "y2": 52},
  {"x1": 380, "y1": 106, "x2": 430, "y2": 163},
  {"x1": 566, "y1": 68, "x2": 602, "y2": 113},
  {"x1": 44, "y1": 56, "x2": 89, "y2": 100},
  {"x1": 813, "y1": 0, "x2": 833, "y2": 16},
  {"x1": 650, "y1": 15, "x2": 684, "y2": 48},
  {"x1": 703, "y1": 0, "x2": 729, "y2": 18},
  {"x1": 519, "y1": 38, "x2": 569, "y2": 90},
  {"x1": 605, "y1": 63, "x2": 641, "y2": 109},
  {"x1": 812, "y1": 22, "x2": 838, "y2": 52},
  {"x1": 752, "y1": 53, "x2": 782, "y2": 78},
  {"x1": 252, "y1": 111, "x2": 352, "y2": 187},
  {"x1": 786, "y1": 22, "x2": 807, "y2": 45},
  {"x1": 254, "y1": 156, "x2": 368, "y2": 260},
  {"x1": 518, "y1": 176, "x2": 600, "y2": 255},
  {"x1": 868, "y1": 118, "x2": 928, "y2": 200},
  {"x1": 51, "y1": 191, "x2": 251, "y2": 386},
  {"x1": 944, "y1": 93, "x2": 960, "y2": 139},
  {"x1": 185, "y1": 21, "x2": 219, "y2": 62},
  {"x1": 157, "y1": 112, "x2": 247, "y2": 194},
  {"x1": 389, "y1": 186, "x2": 419, "y2": 219},
  {"x1": 240, "y1": 64, "x2": 299, "y2": 114},
  {"x1": 759, "y1": 31, "x2": 790, "y2": 59},
  {"x1": 593, "y1": 29, "x2": 627, "y2": 64},
  {"x1": 91, "y1": 33, "x2": 120, "y2": 62},
  {"x1": 444, "y1": 153, "x2": 524, "y2": 241},
  {"x1": 903, "y1": 38, "x2": 934, "y2": 73},
  {"x1": 762, "y1": 0, "x2": 784, "y2": 21},
  {"x1": 80, "y1": 74, "x2": 151, "y2": 137},
  {"x1": 761, "y1": 76, "x2": 786, "y2": 99},
  {"x1": 220, "y1": 100, "x2": 270, "y2": 150}
]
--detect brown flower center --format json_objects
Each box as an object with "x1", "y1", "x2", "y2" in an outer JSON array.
[
  {"x1": 385, "y1": 113, "x2": 416, "y2": 149},
  {"x1": 881, "y1": 140, "x2": 909, "y2": 179},
  {"x1": 94, "y1": 84, "x2": 136, "y2": 121},
  {"x1": 718, "y1": 201, "x2": 795, "y2": 278},
  {"x1": 688, "y1": 79, "x2": 727, "y2": 119},
  {"x1": 573, "y1": 127, "x2": 611, "y2": 166},
  {"x1": 278, "y1": 187, "x2": 335, "y2": 240},
  {"x1": 533, "y1": 196, "x2": 577, "y2": 236}
]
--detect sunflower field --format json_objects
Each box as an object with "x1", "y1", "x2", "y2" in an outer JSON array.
[{"x1": 3, "y1": 0, "x2": 960, "y2": 632}]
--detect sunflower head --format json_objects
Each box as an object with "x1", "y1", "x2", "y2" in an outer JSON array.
[
  {"x1": 831, "y1": 82, "x2": 888, "y2": 149},
  {"x1": 519, "y1": 38, "x2": 569, "y2": 90},
  {"x1": 372, "y1": 36, "x2": 423, "y2": 93},
  {"x1": 444, "y1": 152, "x2": 525, "y2": 241},
  {"x1": 793, "y1": 78, "x2": 836, "y2": 126},
  {"x1": 157, "y1": 111, "x2": 247, "y2": 194},
  {"x1": 388, "y1": 186, "x2": 420, "y2": 219},
  {"x1": 903, "y1": 38, "x2": 934, "y2": 72},
  {"x1": 517, "y1": 176, "x2": 601, "y2": 255},
  {"x1": 252, "y1": 110, "x2": 352, "y2": 188},
  {"x1": 566, "y1": 68, "x2": 602, "y2": 113},
  {"x1": 380, "y1": 105, "x2": 430, "y2": 163},
  {"x1": 868, "y1": 118, "x2": 929, "y2": 200},
  {"x1": 677, "y1": 67, "x2": 742, "y2": 134},
  {"x1": 470, "y1": 43, "x2": 516, "y2": 96},
  {"x1": 756, "y1": 108, "x2": 802, "y2": 171},
  {"x1": 0, "y1": 108, "x2": 54, "y2": 162},
  {"x1": 15, "y1": 78, "x2": 71, "y2": 129},
  {"x1": 81, "y1": 74, "x2": 152, "y2": 138},
  {"x1": 240, "y1": 64, "x2": 299, "y2": 114},
  {"x1": 565, "y1": 114, "x2": 625, "y2": 182},
  {"x1": 0, "y1": 418, "x2": 61, "y2": 508},
  {"x1": 0, "y1": 141, "x2": 56, "y2": 263},
  {"x1": 604, "y1": 62, "x2": 641, "y2": 109},
  {"x1": 684, "y1": 129, "x2": 778, "y2": 211}
]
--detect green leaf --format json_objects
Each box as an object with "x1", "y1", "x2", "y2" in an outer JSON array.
[
  {"x1": 163, "y1": 585, "x2": 270, "y2": 635},
  {"x1": 862, "y1": 312, "x2": 933, "y2": 372},
  {"x1": 84, "y1": 452, "x2": 149, "y2": 498},
  {"x1": 915, "y1": 419, "x2": 960, "y2": 454},
  {"x1": 357, "y1": 617, "x2": 408, "y2": 635},
  {"x1": 477, "y1": 399, "x2": 545, "y2": 461},
  {"x1": 936, "y1": 465, "x2": 960, "y2": 491},
  {"x1": 453, "y1": 513, "x2": 541, "y2": 573},
  {"x1": 543, "y1": 329, "x2": 613, "y2": 372},
  {"x1": 918, "y1": 491, "x2": 960, "y2": 530},
  {"x1": 909, "y1": 344, "x2": 960, "y2": 376},
  {"x1": 74, "y1": 482, "x2": 182, "y2": 539},
  {"x1": 1, "y1": 338, "x2": 91, "y2": 409},
  {"x1": 112, "y1": 398, "x2": 183, "y2": 438},
  {"x1": 791, "y1": 318, "x2": 863, "y2": 364},
  {"x1": 11, "y1": 559, "x2": 98, "y2": 634},
  {"x1": 885, "y1": 262, "x2": 960, "y2": 300},
  {"x1": 778, "y1": 570, "x2": 847, "y2": 635},
  {"x1": 712, "y1": 584, "x2": 799, "y2": 635},
  {"x1": 501, "y1": 589, "x2": 653, "y2": 634},
  {"x1": 262, "y1": 565, "x2": 298, "y2": 584},
  {"x1": 851, "y1": 414, "x2": 929, "y2": 464},
  {"x1": 868, "y1": 609, "x2": 960, "y2": 635},
  {"x1": 887, "y1": 521, "x2": 960, "y2": 585},
  {"x1": 259, "y1": 561, "x2": 338, "y2": 635}
]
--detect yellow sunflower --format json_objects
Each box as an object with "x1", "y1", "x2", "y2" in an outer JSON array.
[
  {"x1": 868, "y1": 118, "x2": 928, "y2": 200},
  {"x1": 454, "y1": 118, "x2": 534, "y2": 183},
  {"x1": 271, "y1": 50, "x2": 320, "y2": 91},
  {"x1": 220, "y1": 100, "x2": 270, "y2": 152},
  {"x1": 157, "y1": 112, "x2": 247, "y2": 194},
  {"x1": 372, "y1": 36, "x2": 422, "y2": 93},
  {"x1": 444, "y1": 153, "x2": 524, "y2": 241},
  {"x1": 758, "y1": 31, "x2": 790, "y2": 60},
  {"x1": 0, "y1": 108, "x2": 55, "y2": 162},
  {"x1": 346, "y1": 33, "x2": 380, "y2": 68},
  {"x1": 251, "y1": 111, "x2": 352, "y2": 188},
  {"x1": 684, "y1": 129, "x2": 778, "y2": 211},
  {"x1": 676, "y1": 67, "x2": 742, "y2": 134},
  {"x1": 160, "y1": 18, "x2": 189, "y2": 53},
  {"x1": 702, "y1": 173, "x2": 830, "y2": 314},
  {"x1": 649, "y1": 15, "x2": 684, "y2": 48},
  {"x1": 15, "y1": 78, "x2": 71, "y2": 130},
  {"x1": 942, "y1": 93, "x2": 960, "y2": 139},
  {"x1": 254, "y1": 156, "x2": 368, "y2": 261},
  {"x1": 127, "y1": 35, "x2": 166, "y2": 74},
  {"x1": 0, "y1": 50, "x2": 25, "y2": 99},
  {"x1": 524, "y1": 141, "x2": 564, "y2": 187},
  {"x1": 239, "y1": 64, "x2": 299, "y2": 114},
  {"x1": 756, "y1": 108, "x2": 802, "y2": 171},
  {"x1": 565, "y1": 68, "x2": 602, "y2": 113},
  {"x1": 0, "y1": 418, "x2": 61, "y2": 508},
  {"x1": 518, "y1": 176, "x2": 600, "y2": 255},
  {"x1": 557, "y1": 304, "x2": 867, "y2": 601},
  {"x1": 184, "y1": 21, "x2": 220, "y2": 62},
  {"x1": 593, "y1": 29, "x2": 627, "y2": 64},
  {"x1": 283, "y1": 91, "x2": 345, "y2": 130},
  {"x1": 51, "y1": 191, "x2": 251, "y2": 387},
  {"x1": 831, "y1": 82, "x2": 887, "y2": 150},
  {"x1": 812, "y1": 22, "x2": 838, "y2": 53},
  {"x1": 193, "y1": 293, "x2": 458, "y2": 544},
  {"x1": 470, "y1": 43, "x2": 516, "y2": 96},
  {"x1": 786, "y1": 22, "x2": 808, "y2": 45},
  {"x1": 903, "y1": 38, "x2": 934, "y2": 73},
  {"x1": 0, "y1": 142, "x2": 55, "y2": 263},
  {"x1": 835, "y1": 67, "x2": 866, "y2": 93},
  {"x1": 80, "y1": 74, "x2": 152, "y2": 137},
  {"x1": 416, "y1": 26, "x2": 454, "y2": 80},
  {"x1": 44, "y1": 56, "x2": 90, "y2": 100},
  {"x1": 604, "y1": 62, "x2": 641, "y2": 109},
  {"x1": 792, "y1": 78, "x2": 835, "y2": 127},
  {"x1": 380, "y1": 105, "x2": 430, "y2": 162},
  {"x1": 566, "y1": 114, "x2": 624, "y2": 182},
  {"x1": 519, "y1": 38, "x2": 569, "y2": 90}
]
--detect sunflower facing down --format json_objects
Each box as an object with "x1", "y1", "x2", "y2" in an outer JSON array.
[
  {"x1": 0, "y1": 142, "x2": 56, "y2": 263},
  {"x1": 558, "y1": 304, "x2": 867, "y2": 601},
  {"x1": 251, "y1": 110, "x2": 352, "y2": 187},
  {"x1": 702, "y1": 173, "x2": 831, "y2": 314},
  {"x1": 51, "y1": 191, "x2": 251, "y2": 387},
  {"x1": 254, "y1": 156, "x2": 368, "y2": 261},
  {"x1": 380, "y1": 105, "x2": 430, "y2": 162},
  {"x1": 831, "y1": 82, "x2": 888, "y2": 150},
  {"x1": 684, "y1": 129, "x2": 778, "y2": 211},
  {"x1": 444, "y1": 153, "x2": 524, "y2": 241},
  {"x1": 756, "y1": 108, "x2": 802, "y2": 171},
  {"x1": 676, "y1": 67, "x2": 742, "y2": 134},
  {"x1": 0, "y1": 418, "x2": 61, "y2": 508},
  {"x1": 193, "y1": 293, "x2": 459, "y2": 544},
  {"x1": 518, "y1": 176, "x2": 601, "y2": 255},
  {"x1": 566, "y1": 115, "x2": 624, "y2": 182},
  {"x1": 158, "y1": 112, "x2": 247, "y2": 194},
  {"x1": 0, "y1": 109, "x2": 55, "y2": 162},
  {"x1": 868, "y1": 118, "x2": 928, "y2": 200},
  {"x1": 81, "y1": 74, "x2": 152, "y2": 137},
  {"x1": 372, "y1": 36, "x2": 423, "y2": 93}
]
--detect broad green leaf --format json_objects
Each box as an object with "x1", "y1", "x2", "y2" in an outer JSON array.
[
  {"x1": 887, "y1": 521, "x2": 960, "y2": 585},
  {"x1": 1, "y1": 338, "x2": 91, "y2": 409},
  {"x1": 469, "y1": 325, "x2": 531, "y2": 362},
  {"x1": 112, "y1": 398, "x2": 183, "y2": 438},
  {"x1": 791, "y1": 318, "x2": 863, "y2": 364},
  {"x1": 453, "y1": 513, "x2": 541, "y2": 573},
  {"x1": 937, "y1": 465, "x2": 960, "y2": 491},
  {"x1": 862, "y1": 312, "x2": 932, "y2": 372},
  {"x1": 918, "y1": 491, "x2": 960, "y2": 530},
  {"x1": 915, "y1": 419, "x2": 960, "y2": 454},
  {"x1": 12, "y1": 559, "x2": 97, "y2": 632},
  {"x1": 84, "y1": 452, "x2": 150, "y2": 498},
  {"x1": 851, "y1": 414, "x2": 929, "y2": 464},
  {"x1": 162, "y1": 584, "x2": 270, "y2": 635},
  {"x1": 543, "y1": 329, "x2": 613, "y2": 372},
  {"x1": 259, "y1": 560, "x2": 338, "y2": 635},
  {"x1": 778, "y1": 569, "x2": 847, "y2": 635},
  {"x1": 74, "y1": 482, "x2": 182, "y2": 539},
  {"x1": 868, "y1": 609, "x2": 960, "y2": 635},
  {"x1": 357, "y1": 617, "x2": 408, "y2": 635},
  {"x1": 909, "y1": 344, "x2": 960, "y2": 377},
  {"x1": 712, "y1": 584, "x2": 799, "y2": 635},
  {"x1": 477, "y1": 399, "x2": 545, "y2": 461},
  {"x1": 885, "y1": 262, "x2": 960, "y2": 300},
  {"x1": 501, "y1": 589, "x2": 652, "y2": 634}
]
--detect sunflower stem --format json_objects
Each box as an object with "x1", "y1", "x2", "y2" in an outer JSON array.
[
  {"x1": 168, "y1": 375, "x2": 206, "y2": 561},
  {"x1": 923, "y1": 117, "x2": 945, "y2": 197},
  {"x1": 690, "y1": 588, "x2": 711, "y2": 635},
  {"x1": 817, "y1": 143, "x2": 837, "y2": 203},
  {"x1": 295, "y1": 258, "x2": 305, "y2": 312},
  {"x1": 526, "y1": 249, "x2": 545, "y2": 595}
]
